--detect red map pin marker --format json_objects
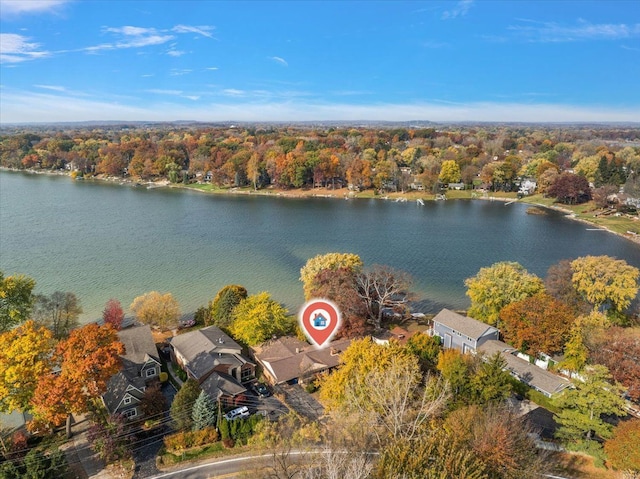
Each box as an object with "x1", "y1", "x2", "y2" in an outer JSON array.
[{"x1": 299, "y1": 299, "x2": 342, "y2": 349}]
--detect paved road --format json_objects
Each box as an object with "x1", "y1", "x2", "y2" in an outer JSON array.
[{"x1": 148, "y1": 451, "x2": 311, "y2": 479}]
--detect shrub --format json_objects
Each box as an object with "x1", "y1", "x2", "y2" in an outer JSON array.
[{"x1": 163, "y1": 427, "x2": 219, "y2": 454}]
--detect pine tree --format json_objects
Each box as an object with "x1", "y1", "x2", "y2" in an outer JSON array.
[
  {"x1": 170, "y1": 378, "x2": 201, "y2": 431},
  {"x1": 191, "y1": 390, "x2": 217, "y2": 431}
]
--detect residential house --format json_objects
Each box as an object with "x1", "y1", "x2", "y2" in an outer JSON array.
[
  {"x1": 252, "y1": 336, "x2": 351, "y2": 385},
  {"x1": 102, "y1": 325, "x2": 161, "y2": 420},
  {"x1": 479, "y1": 340, "x2": 570, "y2": 398},
  {"x1": 170, "y1": 326, "x2": 255, "y2": 405},
  {"x1": 432, "y1": 309, "x2": 499, "y2": 353},
  {"x1": 431, "y1": 309, "x2": 570, "y2": 398}
]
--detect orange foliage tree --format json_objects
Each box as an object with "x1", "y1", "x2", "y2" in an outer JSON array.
[
  {"x1": 500, "y1": 292, "x2": 575, "y2": 357},
  {"x1": 29, "y1": 323, "x2": 124, "y2": 432}
]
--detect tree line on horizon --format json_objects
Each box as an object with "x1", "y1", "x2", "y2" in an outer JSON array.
[{"x1": 1, "y1": 124, "x2": 639, "y2": 204}]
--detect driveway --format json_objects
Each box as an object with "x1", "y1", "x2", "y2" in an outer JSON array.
[
  {"x1": 274, "y1": 384, "x2": 324, "y2": 421},
  {"x1": 132, "y1": 382, "x2": 177, "y2": 479}
]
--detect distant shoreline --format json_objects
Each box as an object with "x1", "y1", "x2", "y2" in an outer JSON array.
[{"x1": 2, "y1": 166, "x2": 639, "y2": 246}]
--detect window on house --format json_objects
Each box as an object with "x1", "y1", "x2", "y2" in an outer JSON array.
[
  {"x1": 241, "y1": 368, "x2": 253, "y2": 382},
  {"x1": 123, "y1": 408, "x2": 137, "y2": 418},
  {"x1": 146, "y1": 368, "x2": 156, "y2": 377},
  {"x1": 123, "y1": 396, "x2": 132, "y2": 405}
]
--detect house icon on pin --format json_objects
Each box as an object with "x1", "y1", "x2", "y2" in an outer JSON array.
[{"x1": 313, "y1": 313, "x2": 327, "y2": 328}]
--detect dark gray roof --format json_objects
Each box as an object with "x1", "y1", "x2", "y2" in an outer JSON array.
[
  {"x1": 253, "y1": 337, "x2": 352, "y2": 384},
  {"x1": 432, "y1": 309, "x2": 498, "y2": 340},
  {"x1": 479, "y1": 340, "x2": 570, "y2": 397},
  {"x1": 200, "y1": 372, "x2": 247, "y2": 401},
  {"x1": 171, "y1": 326, "x2": 242, "y2": 363},
  {"x1": 118, "y1": 325, "x2": 160, "y2": 371},
  {"x1": 102, "y1": 371, "x2": 145, "y2": 413}
]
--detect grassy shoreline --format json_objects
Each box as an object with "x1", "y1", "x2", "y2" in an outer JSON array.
[{"x1": 4, "y1": 167, "x2": 639, "y2": 245}]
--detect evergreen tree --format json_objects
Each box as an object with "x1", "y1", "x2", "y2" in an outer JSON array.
[
  {"x1": 219, "y1": 417, "x2": 231, "y2": 440},
  {"x1": 192, "y1": 390, "x2": 217, "y2": 431},
  {"x1": 555, "y1": 365, "x2": 627, "y2": 445},
  {"x1": 472, "y1": 352, "x2": 513, "y2": 405},
  {"x1": 170, "y1": 378, "x2": 201, "y2": 430}
]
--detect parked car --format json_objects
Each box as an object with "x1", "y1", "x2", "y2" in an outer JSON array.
[
  {"x1": 254, "y1": 382, "x2": 271, "y2": 398},
  {"x1": 224, "y1": 406, "x2": 250, "y2": 421}
]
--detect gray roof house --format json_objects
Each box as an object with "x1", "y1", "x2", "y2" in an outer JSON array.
[
  {"x1": 252, "y1": 336, "x2": 351, "y2": 385},
  {"x1": 479, "y1": 340, "x2": 570, "y2": 398},
  {"x1": 102, "y1": 325, "x2": 161, "y2": 420},
  {"x1": 432, "y1": 309, "x2": 499, "y2": 353},
  {"x1": 170, "y1": 325, "x2": 255, "y2": 387}
]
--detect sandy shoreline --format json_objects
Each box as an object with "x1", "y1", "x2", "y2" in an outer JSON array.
[{"x1": 3, "y1": 166, "x2": 639, "y2": 246}]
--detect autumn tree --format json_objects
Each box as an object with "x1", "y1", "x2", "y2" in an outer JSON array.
[
  {"x1": 0, "y1": 320, "x2": 55, "y2": 414},
  {"x1": 555, "y1": 365, "x2": 627, "y2": 446},
  {"x1": 545, "y1": 259, "x2": 591, "y2": 315},
  {"x1": 588, "y1": 327, "x2": 640, "y2": 402},
  {"x1": 604, "y1": 419, "x2": 640, "y2": 478},
  {"x1": 571, "y1": 255, "x2": 639, "y2": 319},
  {"x1": 300, "y1": 252, "x2": 363, "y2": 300},
  {"x1": 309, "y1": 267, "x2": 367, "y2": 339},
  {"x1": 319, "y1": 337, "x2": 414, "y2": 411},
  {"x1": 209, "y1": 284, "x2": 247, "y2": 329},
  {"x1": 141, "y1": 382, "x2": 167, "y2": 418},
  {"x1": 356, "y1": 265, "x2": 413, "y2": 330},
  {"x1": 500, "y1": 293, "x2": 575, "y2": 357},
  {"x1": 130, "y1": 291, "x2": 180, "y2": 330},
  {"x1": 32, "y1": 291, "x2": 82, "y2": 339},
  {"x1": 439, "y1": 159, "x2": 462, "y2": 184},
  {"x1": 547, "y1": 172, "x2": 592, "y2": 204},
  {"x1": 170, "y1": 379, "x2": 201, "y2": 431},
  {"x1": 405, "y1": 333, "x2": 441, "y2": 371},
  {"x1": 465, "y1": 261, "x2": 545, "y2": 326},
  {"x1": 30, "y1": 324, "x2": 124, "y2": 431},
  {"x1": 229, "y1": 292, "x2": 293, "y2": 346},
  {"x1": 0, "y1": 271, "x2": 36, "y2": 332},
  {"x1": 87, "y1": 414, "x2": 131, "y2": 464},
  {"x1": 442, "y1": 405, "x2": 550, "y2": 479},
  {"x1": 437, "y1": 348, "x2": 475, "y2": 405},
  {"x1": 102, "y1": 298, "x2": 125, "y2": 330}
]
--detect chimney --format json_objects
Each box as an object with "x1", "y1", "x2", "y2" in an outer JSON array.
[{"x1": 295, "y1": 348, "x2": 300, "y2": 354}]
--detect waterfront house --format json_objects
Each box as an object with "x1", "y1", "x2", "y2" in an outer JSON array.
[
  {"x1": 170, "y1": 326, "x2": 255, "y2": 385},
  {"x1": 102, "y1": 325, "x2": 161, "y2": 419},
  {"x1": 432, "y1": 309, "x2": 499, "y2": 353},
  {"x1": 479, "y1": 340, "x2": 570, "y2": 398},
  {"x1": 252, "y1": 336, "x2": 351, "y2": 385}
]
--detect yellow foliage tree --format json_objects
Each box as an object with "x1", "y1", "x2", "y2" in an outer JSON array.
[
  {"x1": 571, "y1": 255, "x2": 639, "y2": 317},
  {"x1": 465, "y1": 261, "x2": 545, "y2": 326},
  {"x1": 0, "y1": 320, "x2": 55, "y2": 414},
  {"x1": 130, "y1": 291, "x2": 180, "y2": 330},
  {"x1": 300, "y1": 252, "x2": 363, "y2": 300},
  {"x1": 228, "y1": 292, "x2": 293, "y2": 346}
]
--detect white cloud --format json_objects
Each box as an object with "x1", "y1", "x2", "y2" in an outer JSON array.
[
  {"x1": 0, "y1": 33, "x2": 48, "y2": 63},
  {"x1": 0, "y1": 0, "x2": 69, "y2": 17},
  {"x1": 167, "y1": 49, "x2": 186, "y2": 57},
  {"x1": 206, "y1": 67, "x2": 219, "y2": 71},
  {"x1": 1, "y1": 87, "x2": 638, "y2": 124},
  {"x1": 169, "y1": 68, "x2": 192, "y2": 76},
  {"x1": 147, "y1": 89, "x2": 183, "y2": 96},
  {"x1": 509, "y1": 19, "x2": 640, "y2": 42},
  {"x1": 442, "y1": 0, "x2": 474, "y2": 20},
  {"x1": 172, "y1": 25, "x2": 215, "y2": 38},
  {"x1": 105, "y1": 26, "x2": 156, "y2": 37},
  {"x1": 222, "y1": 89, "x2": 245, "y2": 97},
  {"x1": 269, "y1": 56, "x2": 289, "y2": 67},
  {"x1": 34, "y1": 84, "x2": 66, "y2": 91}
]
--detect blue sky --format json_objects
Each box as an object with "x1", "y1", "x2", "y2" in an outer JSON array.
[{"x1": 0, "y1": 0, "x2": 639, "y2": 123}]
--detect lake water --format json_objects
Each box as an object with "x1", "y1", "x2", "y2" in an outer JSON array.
[{"x1": 1, "y1": 170, "x2": 638, "y2": 323}]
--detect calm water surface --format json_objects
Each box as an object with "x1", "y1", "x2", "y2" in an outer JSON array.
[{"x1": 1, "y1": 171, "x2": 638, "y2": 323}]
